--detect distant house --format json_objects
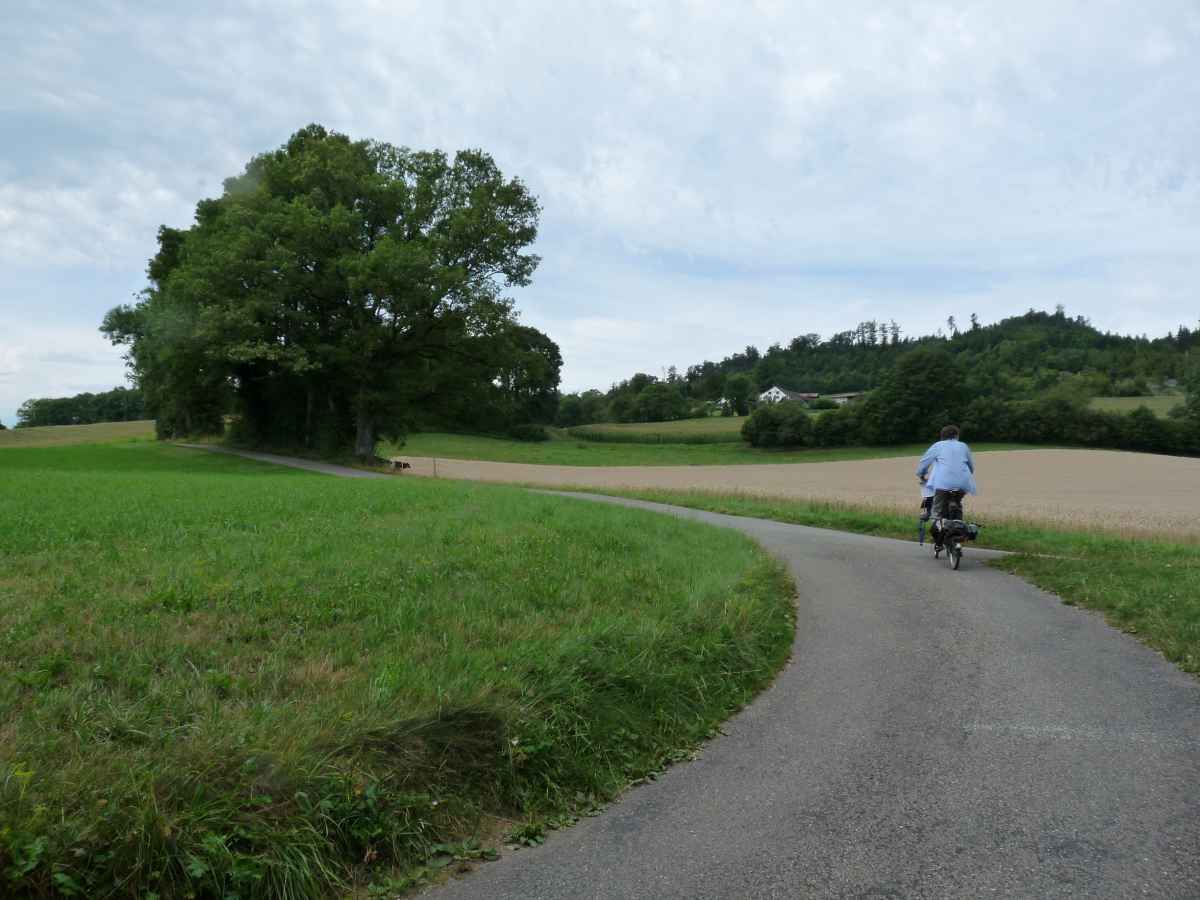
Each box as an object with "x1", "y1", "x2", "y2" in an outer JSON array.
[
  {"x1": 825, "y1": 391, "x2": 865, "y2": 406},
  {"x1": 758, "y1": 386, "x2": 819, "y2": 404}
]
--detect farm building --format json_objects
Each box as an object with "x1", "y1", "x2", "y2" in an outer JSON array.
[
  {"x1": 759, "y1": 386, "x2": 819, "y2": 404},
  {"x1": 825, "y1": 391, "x2": 865, "y2": 405}
]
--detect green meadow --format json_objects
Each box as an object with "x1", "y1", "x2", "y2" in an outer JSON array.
[
  {"x1": 391, "y1": 431, "x2": 1042, "y2": 467},
  {"x1": 0, "y1": 420, "x2": 155, "y2": 448},
  {"x1": 567, "y1": 417, "x2": 749, "y2": 444},
  {"x1": 0, "y1": 442, "x2": 793, "y2": 898}
]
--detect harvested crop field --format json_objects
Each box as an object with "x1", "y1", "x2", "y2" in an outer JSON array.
[{"x1": 397, "y1": 449, "x2": 1200, "y2": 537}]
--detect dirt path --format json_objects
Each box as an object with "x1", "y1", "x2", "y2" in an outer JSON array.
[{"x1": 394, "y1": 448, "x2": 1200, "y2": 536}]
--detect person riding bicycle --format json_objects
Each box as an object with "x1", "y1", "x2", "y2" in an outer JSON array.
[{"x1": 915, "y1": 425, "x2": 976, "y2": 527}]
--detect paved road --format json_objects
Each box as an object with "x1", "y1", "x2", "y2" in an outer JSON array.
[
  {"x1": 178, "y1": 444, "x2": 389, "y2": 478},
  {"x1": 429, "y1": 493, "x2": 1200, "y2": 899}
]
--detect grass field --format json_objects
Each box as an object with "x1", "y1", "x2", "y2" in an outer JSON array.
[
  {"x1": 0, "y1": 419, "x2": 155, "y2": 447},
  {"x1": 1088, "y1": 395, "x2": 1183, "y2": 416},
  {"x1": 567, "y1": 417, "x2": 747, "y2": 444},
  {"x1": 391, "y1": 432, "x2": 1042, "y2": 467},
  {"x1": 574, "y1": 488, "x2": 1200, "y2": 676},
  {"x1": 0, "y1": 443, "x2": 793, "y2": 898}
]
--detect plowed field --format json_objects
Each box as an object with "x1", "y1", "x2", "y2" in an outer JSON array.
[{"x1": 398, "y1": 448, "x2": 1200, "y2": 536}]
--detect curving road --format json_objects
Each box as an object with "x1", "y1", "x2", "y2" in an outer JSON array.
[{"x1": 430, "y1": 493, "x2": 1200, "y2": 899}]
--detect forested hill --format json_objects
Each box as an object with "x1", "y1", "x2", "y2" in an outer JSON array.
[
  {"x1": 691, "y1": 308, "x2": 1197, "y2": 400},
  {"x1": 558, "y1": 308, "x2": 1198, "y2": 427}
]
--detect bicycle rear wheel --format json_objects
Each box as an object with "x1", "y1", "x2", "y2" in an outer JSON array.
[{"x1": 951, "y1": 543, "x2": 962, "y2": 570}]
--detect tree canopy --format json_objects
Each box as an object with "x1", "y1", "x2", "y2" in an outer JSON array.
[{"x1": 103, "y1": 125, "x2": 556, "y2": 455}]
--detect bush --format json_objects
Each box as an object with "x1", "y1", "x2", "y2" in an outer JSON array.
[
  {"x1": 741, "y1": 402, "x2": 812, "y2": 448},
  {"x1": 509, "y1": 424, "x2": 550, "y2": 442},
  {"x1": 808, "y1": 398, "x2": 838, "y2": 410},
  {"x1": 1112, "y1": 376, "x2": 1151, "y2": 397}
]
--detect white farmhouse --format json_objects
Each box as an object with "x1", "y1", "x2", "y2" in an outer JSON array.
[{"x1": 758, "y1": 386, "x2": 819, "y2": 404}]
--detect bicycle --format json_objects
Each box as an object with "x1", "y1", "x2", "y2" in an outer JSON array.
[{"x1": 929, "y1": 491, "x2": 981, "y2": 570}]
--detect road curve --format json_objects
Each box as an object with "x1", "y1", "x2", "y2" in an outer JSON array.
[{"x1": 430, "y1": 493, "x2": 1200, "y2": 899}]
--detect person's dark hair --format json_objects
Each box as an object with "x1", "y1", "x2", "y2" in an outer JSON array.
[{"x1": 940, "y1": 424, "x2": 960, "y2": 440}]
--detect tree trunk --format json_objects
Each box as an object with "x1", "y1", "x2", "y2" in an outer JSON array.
[
  {"x1": 304, "y1": 385, "x2": 315, "y2": 448},
  {"x1": 354, "y1": 407, "x2": 376, "y2": 459}
]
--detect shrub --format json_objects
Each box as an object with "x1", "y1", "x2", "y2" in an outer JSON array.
[
  {"x1": 741, "y1": 402, "x2": 812, "y2": 448},
  {"x1": 508, "y1": 424, "x2": 550, "y2": 442}
]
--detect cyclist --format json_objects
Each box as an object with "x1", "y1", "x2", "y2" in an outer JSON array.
[{"x1": 915, "y1": 425, "x2": 976, "y2": 526}]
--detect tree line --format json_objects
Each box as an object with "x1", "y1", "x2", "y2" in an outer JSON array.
[
  {"x1": 558, "y1": 308, "x2": 1200, "y2": 429},
  {"x1": 103, "y1": 125, "x2": 559, "y2": 457},
  {"x1": 13, "y1": 387, "x2": 145, "y2": 428},
  {"x1": 741, "y1": 345, "x2": 1200, "y2": 456}
]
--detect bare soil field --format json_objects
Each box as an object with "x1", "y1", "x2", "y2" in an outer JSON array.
[{"x1": 397, "y1": 448, "x2": 1200, "y2": 537}]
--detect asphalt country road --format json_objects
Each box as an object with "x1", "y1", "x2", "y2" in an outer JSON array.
[{"x1": 430, "y1": 493, "x2": 1200, "y2": 900}]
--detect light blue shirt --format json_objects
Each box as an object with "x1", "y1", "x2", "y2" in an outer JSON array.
[{"x1": 917, "y1": 439, "x2": 977, "y2": 495}]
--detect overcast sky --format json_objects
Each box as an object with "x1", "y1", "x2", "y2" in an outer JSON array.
[{"x1": 2, "y1": 1, "x2": 1199, "y2": 426}]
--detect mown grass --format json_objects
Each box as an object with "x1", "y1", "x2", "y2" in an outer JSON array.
[
  {"x1": 0, "y1": 420, "x2": 155, "y2": 448},
  {"x1": 390, "y1": 432, "x2": 1043, "y2": 467},
  {"x1": 571, "y1": 488, "x2": 1200, "y2": 676},
  {"x1": 0, "y1": 443, "x2": 794, "y2": 898},
  {"x1": 1088, "y1": 395, "x2": 1183, "y2": 416},
  {"x1": 567, "y1": 417, "x2": 748, "y2": 444}
]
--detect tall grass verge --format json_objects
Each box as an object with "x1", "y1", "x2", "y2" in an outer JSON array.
[
  {"x1": 0, "y1": 444, "x2": 794, "y2": 898},
  {"x1": 553, "y1": 488, "x2": 1200, "y2": 676}
]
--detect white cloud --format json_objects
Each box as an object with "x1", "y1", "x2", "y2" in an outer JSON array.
[
  {"x1": 1, "y1": 0, "x2": 1198, "y2": 406},
  {"x1": 0, "y1": 323, "x2": 129, "y2": 426}
]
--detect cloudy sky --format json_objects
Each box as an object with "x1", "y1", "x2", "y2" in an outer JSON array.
[{"x1": 2, "y1": 1, "x2": 1198, "y2": 426}]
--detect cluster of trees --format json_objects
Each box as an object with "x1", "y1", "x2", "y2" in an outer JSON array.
[
  {"x1": 563, "y1": 308, "x2": 1200, "y2": 431},
  {"x1": 14, "y1": 387, "x2": 145, "y2": 428},
  {"x1": 103, "y1": 125, "x2": 559, "y2": 456},
  {"x1": 743, "y1": 347, "x2": 1200, "y2": 456},
  {"x1": 556, "y1": 371, "x2": 756, "y2": 427}
]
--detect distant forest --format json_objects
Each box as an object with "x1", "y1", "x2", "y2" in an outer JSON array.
[
  {"x1": 15, "y1": 387, "x2": 145, "y2": 428},
  {"x1": 557, "y1": 307, "x2": 1200, "y2": 427}
]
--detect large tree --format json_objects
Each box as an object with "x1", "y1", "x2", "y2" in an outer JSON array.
[{"x1": 104, "y1": 125, "x2": 546, "y2": 456}]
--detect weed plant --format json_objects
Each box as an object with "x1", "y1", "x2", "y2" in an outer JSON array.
[{"x1": 0, "y1": 444, "x2": 793, "y2": 897}]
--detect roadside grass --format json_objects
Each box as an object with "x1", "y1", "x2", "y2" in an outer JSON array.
[
  {"x1": 563, "y1": 488, "x2": 1200, "y2": 677},
  {"x1": 0, "y1": 443, "x2": 794, "y2": 898},
  {"x1": 389, "y1": 432, "x2": 1044, "y2": 467},
  {"x1": 1088, "y1": 395, "x2": 1182, "y2": 416},
  {"x1": 0, "y1": 420, "x2": 155, "y2": 448},
  {"x1": 567, "y1": 417, "x2": 748, "y2": 444}
]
